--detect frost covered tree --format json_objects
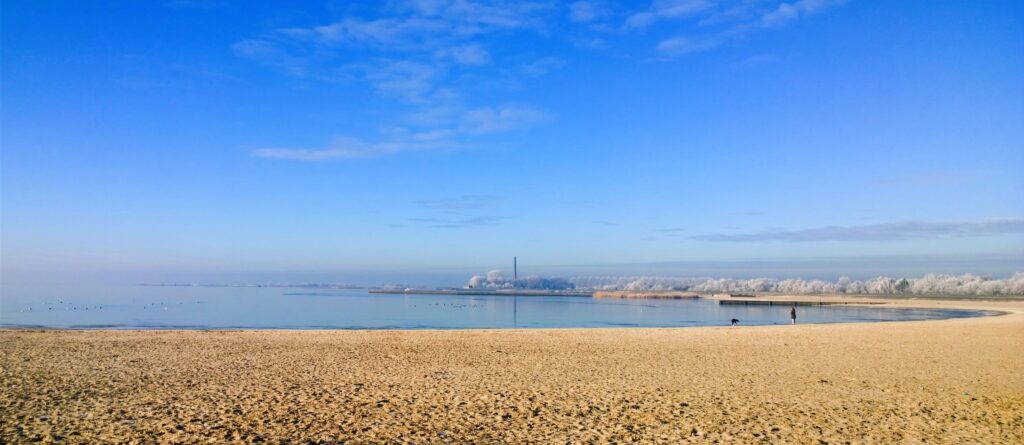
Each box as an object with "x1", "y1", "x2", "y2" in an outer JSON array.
[{"x1": 472, "y1": 272, "x2": 1024, "y2": 295}]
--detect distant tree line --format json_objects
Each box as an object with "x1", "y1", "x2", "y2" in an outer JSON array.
[
  {"x1": 467, "y1": 271, "x2": 1024, "y2": 295},
  {"x1": 466, "y1": 270, "x2": 575, "y2": 290}
]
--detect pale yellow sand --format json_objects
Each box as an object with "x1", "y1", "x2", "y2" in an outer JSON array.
[{"x1": 2, "y1": 298, "x2": 1022, "y2": 444}]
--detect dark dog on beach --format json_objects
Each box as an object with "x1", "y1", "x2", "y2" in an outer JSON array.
[{"x1": 730, "y1": 318, "x2": 739, "y2": 326}]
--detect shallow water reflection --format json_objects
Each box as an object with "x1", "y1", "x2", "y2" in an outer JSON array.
[{"x1": 0, "y1": 285, "x2": 992, "y2": 329}]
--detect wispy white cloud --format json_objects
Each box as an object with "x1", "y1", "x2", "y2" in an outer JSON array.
[
  {"x1": 416, "y1": 195, "x2": 500, "y2": 210},
  {"x1": 250, "y1": 147, "x2": 366, "y2": 161},
  {"x1": 733, "y1": 53, "x2": 779, "y2": 68},
  {"x1": 625, "y1": 12, "x2": 657, "y2": 29},
  {"x1": 460, "y1": 104, "x2": 551, "y2": 134},
  {"x1": 249, "y1": 134, "x2": 451, "y2": 161},
  {"x1": 435, "y1": 43, "x2": 491, "y2": 65},
  {"x1": 249, "y1": 103, "x2": 549, "y2": 161},
  {"x1": 238, "y1": 1, "x2": 846, "y2": 161},
  {"x1": 162, "y1": 0, "x2": 227, "y2": 10},
  {"x1": 518, "y1": 56, "x2": 566, "y2": 76},
  {"x1": 232, "y1": 39, "x2": 307, "y2": 76},
  {"x1": 404, "y1": 193, "x2": 509, "y2": 228},
  {"x1": 404, "y1": 0, "x2": 551, "y2": 30},
  {"x1": 656, "y1": 36, "x2": 720, "y2": 55},
  {"x1": 762, "y1": 0, "x2": 845, "y2": 27},
  {"x1": 691, "y1": 218, "x2": 1024, "y2": 242},
  {"x1": 281, "y1": 1, "x2": 550, "y2": 50},
  {"x1": 657, "y1": 227, "x2": 688, "y2": 233},
  {"x1": 294, "y1": 17, "x2": 450, "y2": 49},
  {"x1": 360, "y1": 60, "x2": 440, "y2": 103},
  {"x1": 625, "y1": 0, "x2": 714, "y2": 29},
  {"x1": 236, "y1": 1, "x2": 562, "y2": 161},
  {"x1": 569, "y1": 1, "x2": 608, "y2": 23},
  {"x1": 408, "y1": 215, "x2": 510, "y2": 228},
  {"x1": 627, "y1": 0, "x2": 846, "y2": 58}
]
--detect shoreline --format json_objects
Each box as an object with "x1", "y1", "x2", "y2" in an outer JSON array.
[
  {"x1": 0, "y1": 310, "x2": 1009, "y2": 332},
  {"x1": 1, "y1": 295, "x2": 1016, "y2": 332},
  {"x1": 3, "y1": 297, "x2": 1022, "y2": 443}
]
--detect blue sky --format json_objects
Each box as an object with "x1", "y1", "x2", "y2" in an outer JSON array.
[{"x1": 2, "y1": 1, "x2": 1023, "y2": 285}]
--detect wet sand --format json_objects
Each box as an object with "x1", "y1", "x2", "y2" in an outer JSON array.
[{"x1": 2, "y1": 298, "x2": 1023, "y2": 444}]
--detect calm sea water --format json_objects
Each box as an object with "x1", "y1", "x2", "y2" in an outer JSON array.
[{"x1": 0, "y1": 285, "x2": 991, "y2": 329}]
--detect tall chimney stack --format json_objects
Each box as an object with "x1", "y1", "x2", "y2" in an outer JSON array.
[{"x1": 514, "y1": 256, "x2": 518, "y2": 281}]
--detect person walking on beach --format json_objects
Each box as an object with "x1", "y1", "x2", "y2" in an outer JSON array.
[{"x1": 790, "y1": 307, "x2": 797, "y2": 325}]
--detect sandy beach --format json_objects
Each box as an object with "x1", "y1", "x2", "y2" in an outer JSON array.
[{"x1": 2, "y1": 298, "x2": 1022, "y2": 444}]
